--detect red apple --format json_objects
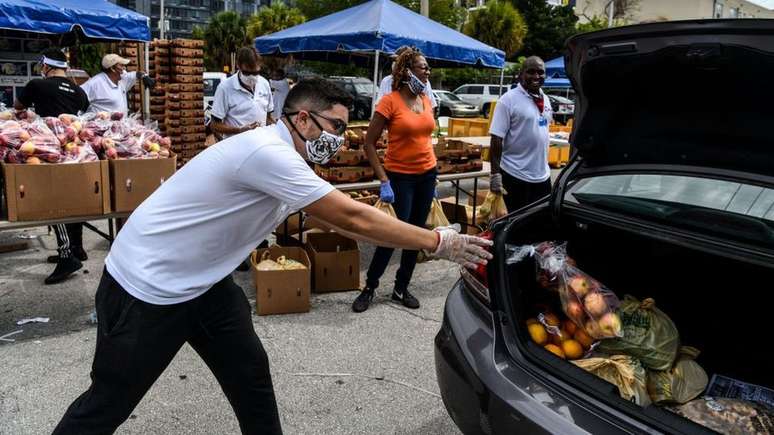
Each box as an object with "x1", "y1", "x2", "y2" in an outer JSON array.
[
  {"x1": 106, "y1": 147, "x2": 118, "y2": 160},
  {"x1": 598, "y1": 312, "x2": 622, "y2": 337},
  {"x1": 566, "y1": 300, "x2": 585, "y2": 321},
  {"x1": 569, "y1": 276, "x2": 590, "y2": 298},
  {"x1": 102, "y1": 138, "x2": 115, "y2": 149},
  {"x1": 584, "y1": 292, "x2": 607, "y2": 317},
  {"x1": 19, "y1": 140, "x2": 35, "y2": 155}
]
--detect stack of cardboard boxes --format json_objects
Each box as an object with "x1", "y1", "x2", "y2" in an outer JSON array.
[
  {"x1": 313, "y1": 126, "x2": 387, "y2": 183},
  {"x1": 433, "y1": 137, "x2": 484, "y2": 174}
]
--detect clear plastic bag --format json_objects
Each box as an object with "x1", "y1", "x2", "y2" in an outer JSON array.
[
  {"x1": 669, "y1": 397, "x2": 774, "y2": 435},
  {"x1": 61, "y1": 143, "x2": 99, "y2": 164},
  {"x1": 508, "y1": 241, "x2": 623, "y2": 339},
  {"x1": 426, "y1": 198, "x2": 450, "y2": 228},
  {"x1": 0, "y1": 121, "x2": 30, "y2": 149},
  {"x1": 478, "y1": 191, "x2": 508, "y2": 222},
  {"x1": 599, "y1": 295, "x2": 679, "y2": 370}
]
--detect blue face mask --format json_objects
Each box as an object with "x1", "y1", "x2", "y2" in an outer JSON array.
[{"x1": 404, "y1": 70, "x2": 425, "y2": 95}]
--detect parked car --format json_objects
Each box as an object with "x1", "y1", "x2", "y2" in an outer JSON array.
[
  {"x1": 433, "y1": 90, "x2": 479, "y2": 118},
  {"x1": 328, "y1": 76, "x2": 374, "y2": 121},
  {"x1": 547, "y1": 94, "x2": 575, "y2": 124},
  {"x1": 452, "y1": 84, "x2": 509, "y2": 116},
  {"x1": 204, "y1": 72, "x2": 227, "y2": 126},
  {"x1": 435, "y1": 20, "x2": 772, "y2": 435}
]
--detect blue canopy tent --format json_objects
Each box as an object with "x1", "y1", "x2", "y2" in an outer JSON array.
[
  {"x1": 255, "y1": 0, "x2": 506, "y2": 110},
  {"x1": 0, "y1": 0, "x2": 150, "y2": 42},
  {"x1": 543, "y1": 56, "x2": 570, "y2": 89}
]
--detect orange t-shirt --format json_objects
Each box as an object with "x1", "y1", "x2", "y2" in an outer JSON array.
[{"x1": 376, "y1": 92, "x2": 437, "y2": 174}]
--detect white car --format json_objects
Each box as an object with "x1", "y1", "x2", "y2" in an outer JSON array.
[
  {"x1": 204, "y1": 72, "x2": 227, "y2": 126},
  {"x1": 452, "y1": 83, "x2": 509, "y2": 115}
]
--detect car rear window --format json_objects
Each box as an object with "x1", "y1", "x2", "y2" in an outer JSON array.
[{"x1": 567, "y1": 174, "x2": 774, "y2": 249}]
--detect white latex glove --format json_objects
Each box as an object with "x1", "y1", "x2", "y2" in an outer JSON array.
[
  {"x1": 428, "y1": 226, "x2": 493, "y2": 269},
  {"x1": 489, "y1": 173, "x2": 503, "y2": 193}
]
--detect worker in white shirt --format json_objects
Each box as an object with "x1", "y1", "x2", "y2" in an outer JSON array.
[
  {"x1": 376, "y1": 46, "x2": 437, "y2": 109},
  {"x1": 488, "y1": 56, "x2": 553, "y2": 213},
  {"x1": 210, "y1": 47, "x2": 274, "y2": 141},
  {"x1": 52, "y1": 78, "x2": 492, "y2": 435},
  {"x1": 269, "y1": 68, "x2": 290, "y2": 121},
  {"x1": 80, "y1": 54, "x2": 154, "y2": 115}
]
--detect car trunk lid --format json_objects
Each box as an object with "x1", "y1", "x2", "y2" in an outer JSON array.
[{"x1": 565, "y1": 19, "x2": 774, "y2": 179}]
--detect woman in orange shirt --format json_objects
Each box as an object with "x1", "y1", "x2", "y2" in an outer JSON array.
[{"x1": 352, "y1": 48, "x2": 437, "y2": 313}]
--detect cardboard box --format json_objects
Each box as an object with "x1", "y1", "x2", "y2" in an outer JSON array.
[
  {"x1": 173, "y1": 74, "x2": 203, "y2": 84},
  {"x1": 171, "y1": 38, "x2": 205, "y2": 49},
  {"x1": 171, "y1": 47, "x2": 204, "y2": 58},
  {"x1": 250, "y1": 246, "x2": 311, "y2": 315},
  {"x1": 440, "y1": 197, "x2": 485, "y2": 227},
  {"x1": 314, "y1": 165, "x2": 374, "y2": 182},
  {"x1": 274, "y1": 213, "x2": 302, "y2": 236},
  {"x1": 305, "y1": 232, "x2": 360, "y2": 293},
  {"x1": 109, "y1": 155, "x2": 177, "y2": 212},
  {"x1": 2, "y1": 161, "x2": 110, "y2": 221}
]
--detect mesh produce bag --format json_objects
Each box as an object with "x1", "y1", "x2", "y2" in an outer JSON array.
[
  {"x1": 599, "y1": 295, "x2": 679, "y2": 370},
  {"x1": 669, "y1": 397, "x2": 774, "y2": 435}
]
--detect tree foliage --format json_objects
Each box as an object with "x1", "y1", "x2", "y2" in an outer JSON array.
[
  {"x1": 463, "y1": 1, "x2": 527, "y2": 59},
  {"x1": 247, "y1": 3, "x2": 307, "y2": 40},
  {"x1": 294, "y1": 0, "x2": 465, "y2": 30},
  {"x1": 202, "y1": 11, "x2": 249, "y2": 72},
  {"x1": 509, "y1": 0, "x2": 578, "y2": 60}
]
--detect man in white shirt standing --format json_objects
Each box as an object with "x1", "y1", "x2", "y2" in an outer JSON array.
[
  {"x1": 488, "y1": 56, "x2": 553, "y2": 212},
  {"x1": 210, "y1": 47, "x2": 274, "y2": 141},
  {"x1": 80, "y1": 54, "x2": 153, "y2": 115},
  {"x1": 376, "y1": 46, "x2": 437, "y2": 108},
  {"x1": 52, "y1": 78, "x2": 492, "y2": 435},
  {"x1": 269, "y1": 68, "x2": 290, "y2": 121}
]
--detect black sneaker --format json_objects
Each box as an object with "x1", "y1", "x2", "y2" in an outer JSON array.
[
  {"x1": 391, "y1": 289, "x2": 420, "y2": 309},
  {"x1": 352, "y1": 287, "x2": 375, "y2": 313},
  {"x1": 47, "y1": 247, "x2": 88, "y2": 264},
  {"x1": 44, "y1": 257, "x2": 83, "y2": 285}
]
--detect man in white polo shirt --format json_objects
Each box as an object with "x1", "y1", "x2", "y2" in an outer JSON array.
[
  {"x1": 52, "y1": 78, "x2": 492, "y2": 435},
  {"x1": 488, "y1": 56, "x2": 553, "y2": 213},
  {"x1": 80, "y1": 53, "x2": 154, "y2": 115},
  {"x1": 210, "y1": 47, "x2": 274, "y2": 140}
]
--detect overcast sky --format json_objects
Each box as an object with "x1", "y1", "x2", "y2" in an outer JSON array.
[{"x1": 747, "y1": 0, "x2": 774, "y2": 10}]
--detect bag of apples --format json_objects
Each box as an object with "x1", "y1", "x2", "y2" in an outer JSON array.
[{"x1": 508, "y1": 241, "x2": 623, "y2": 340}]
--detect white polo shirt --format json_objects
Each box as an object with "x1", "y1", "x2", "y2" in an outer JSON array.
[
  {"x1": 270, "y1": 78, "x2": 290, "y2": 119},
  {"x1": 489, "y1": 84, "x2": 553, "y2": 183},
  {"x1": 211, "y1": 73, "x2": 274, "y2": 138},
  {"x1": 80, "y1": 71, "x2": 137, "y2": 115},
  {"x1": 377, "y1": 75, "x2": 437, "y2": 108},
  {"x1": 105, "y1": 121, "x2": 334, "y2": 305}
]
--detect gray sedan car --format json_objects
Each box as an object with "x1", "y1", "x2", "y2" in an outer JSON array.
[
  {"x1": 435, "y1": 19, "x2": 773, "y2": 434},
  {"x1": 434, "y1": 90, "x2": 480, "y2": 118}
]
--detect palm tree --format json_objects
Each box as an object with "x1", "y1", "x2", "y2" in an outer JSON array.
[
  {"x1": 204, "y1": 11, "x2": 248, "y2": 72},
  {"x1": 247, "y1": 3, "x2": 306, "y2": 40},
  {"x1": 463, "y1": 1, "x2": 527, "y2": 59}
]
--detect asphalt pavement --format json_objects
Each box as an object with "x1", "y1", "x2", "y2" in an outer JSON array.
[{"x1": 0, "y1": 173, "x2": 561, "y2": 434}]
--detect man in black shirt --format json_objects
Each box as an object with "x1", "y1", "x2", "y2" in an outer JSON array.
[{"x1": 15, "y1": 48, "x2": 90, "y2": 284}]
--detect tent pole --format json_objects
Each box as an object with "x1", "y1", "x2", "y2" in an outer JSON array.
[
  {"x1": 371, "y1": 50, "x2": 380, "y2": 116},
  {"x1": 498, "y1": 68, "x2": 505, "y2": 96}
]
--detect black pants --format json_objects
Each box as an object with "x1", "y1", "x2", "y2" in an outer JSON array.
[
  {"x1": 365, "y1": 169, "x2": 437, "y2": 292},
  {"x1": 501, "y1": 171, "x2": 552, "y2": 213},
  {"x1": 53, "y1": 223, "x2": 83, "y2": 258},
  {"x1": 53, "y1": 270, "x2": 282, "y2": 435}
]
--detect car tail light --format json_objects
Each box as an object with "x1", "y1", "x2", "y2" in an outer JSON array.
[{"x1": 460, "y1": 230, "x2": 492, "y2": 305}]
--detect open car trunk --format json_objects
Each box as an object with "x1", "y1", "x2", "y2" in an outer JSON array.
[{"x1": 500, "y1": 204, "x2": 773, "y2": 431}]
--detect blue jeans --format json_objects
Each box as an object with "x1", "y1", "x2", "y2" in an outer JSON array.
[{"x1": 366, "y1": 168, "x2": 437, "y2": 292}]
